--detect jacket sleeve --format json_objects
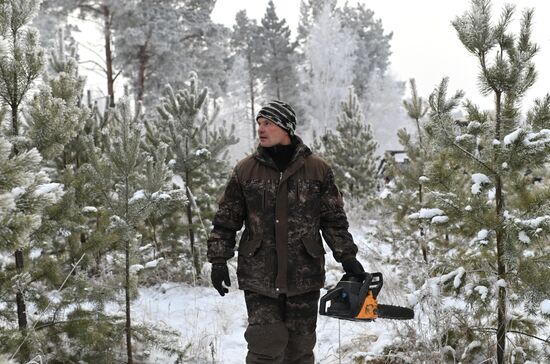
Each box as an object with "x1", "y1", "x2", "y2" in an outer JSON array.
[
  {"x1": 207, "y1": 168, "x2": 246, "y2": 264},
  {"x1": 319, "y1": 167, "x2": 358, "y2": 263}
]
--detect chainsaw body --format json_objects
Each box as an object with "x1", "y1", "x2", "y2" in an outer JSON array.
[{"x1": 319, "y1": 272, "x2": 414, "y2": 321}]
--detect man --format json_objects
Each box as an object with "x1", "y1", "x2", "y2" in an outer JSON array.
[{"x1": 207, "y1": 100, "x2": 364, "y2": 363}]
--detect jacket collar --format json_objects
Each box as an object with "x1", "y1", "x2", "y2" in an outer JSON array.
[{"x1": 254, "y1": 135, "x2": 312, "y2": 171}]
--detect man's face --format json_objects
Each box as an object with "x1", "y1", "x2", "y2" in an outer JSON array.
[{"x1": 257, "y1": 117, "x2": 291, "y2": 147}]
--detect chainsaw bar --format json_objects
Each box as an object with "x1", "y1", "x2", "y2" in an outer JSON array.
[{"x1": 376, "y1": 304, "x2": 415, "y2": 320}]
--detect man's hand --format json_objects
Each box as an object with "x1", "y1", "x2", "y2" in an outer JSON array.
[
  {"x1": 342, "y1": 258, "x2": 365, "y2": 275},
  {"x1": 211, "y1": 263, "x2": 231, "y2": 296}
]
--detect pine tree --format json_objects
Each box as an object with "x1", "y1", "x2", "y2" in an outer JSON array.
[
  {"x1": 301, "y1": 3, "x2": 356, "y2": 134},
  {"x1": 257, "y1": 1, "x2": 300, "y2": 108},
  {"x1": 83, "y1": 101, "x2": 183, "y2": 363},
  {"x1": 113, "y1": 0, "x2": 182, "y2": 103},
  {"x1": 0, "y1": 2, "x2": 46, "y2": 356},
  {"x1": 230, "y1": 9, "x2": 261, "y2": 141},
  {"x1": 222, "y1": 54, "x2": 256, "y2": 154},
  {"x1": 144, "y1": 73, "x2": 238, "y2": 279},
  {"x1": 316, "y1": 88, "x2": 378, "y2": 200},
  {"x1": 296, "y1": 0, "x2": 336, "y2": 49},
  {"x1": 384, "y1": 2, "x2": 549, "y2": 361},
  {"x1": 337, "y1": 3, "x2": 392, "y2": 98}
]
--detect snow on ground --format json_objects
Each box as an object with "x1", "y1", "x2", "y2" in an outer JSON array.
[
  {"x1": 133, "y1": 224, "x2": 403, "y2": 363},
  {"x1": 135, "y1": 283, "x2": 399, "y2": 363}
]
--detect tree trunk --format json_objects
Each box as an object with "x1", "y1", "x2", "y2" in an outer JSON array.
[
  {"x1": 125, "y1": 239, "x2": 133, "y2": 364},
  {"x1": 494, "y1": 91, "x2": 506, "y2": 364},
  {"x1": 136, "y1": 41, "x2": 149, "y2": 102},
  {"x1": 185, "y1": 171, "x2": 201, "y2": 278},
  {"x1": 15, "y1": 250, "x2": 27, "y2": 330},
  {"x1": 248, "y1": 52, "x2": 256, "y2": 141},
  {"x1": 415, "y1": 118, "x2": 423, "y2": 146},
  {"x1": 102, "y1": 5, "x2": 115, "y2": 108}
]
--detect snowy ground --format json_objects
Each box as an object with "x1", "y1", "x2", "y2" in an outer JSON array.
[
  {"x1": 134, "y1": 224, "x2": 410, "y2": 363},
  {"x1": 135, "y1": 284, "x2": 400, "y2": 364}
]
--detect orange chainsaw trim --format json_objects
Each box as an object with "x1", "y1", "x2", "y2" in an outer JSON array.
[{"x1": 355, "y1": 290, "x2": 378, "y2": 320}]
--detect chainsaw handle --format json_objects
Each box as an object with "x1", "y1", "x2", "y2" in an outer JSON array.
[
  {"x1": 319, "y1": 287, "x2": 344, "y2": 315},
  {"x1": 369, "y1": 272, "x2": 383, "y2": 298}
]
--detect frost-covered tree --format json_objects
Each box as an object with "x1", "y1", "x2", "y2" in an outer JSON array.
[
  {"x1": 362, "y1": 70, "x2": 408, "y2": 153},
  {"x1": 113, "y1": 0, "x2": 228, "y2": 106},
  {"x1": 296, "y1": 0, "x2": 336, "y2": 49},
  {"x1": 230, "y1": 10, "x2": 261, "y2": 141},
  {"x1": 83, "y1": 101, "x2": 184, "y2": 363},
  {"x1": 113, "y1": 0, "x2": 182, "y2": 103},
  {"x1": 377, "y1": 78, "x2": 432, "y2": 263},
  {"x1": 403, "y1": 78, "x2": 429, "y2": 146},
  {"x1": 257, "y1": 1, "x2": 300, "y2": 108},
  {"x1": 301, "y1": 3, "x2": 356, "y2": 134},
  {"x1": 0, "y1": 0, "x2": 45, "y2": 350},
  {"x1": 222, "y1": 54, "x2": 256, "y2": 154},
  {"x1": 337, "y1": 3, "x2": 392, "y2": 98},
  {"x1": 0, "y1": 0, "x2": 44, "y2": 143},
  {"x1": 316, "y1": 88, "x2": 378, "y2": 200},
  {"x1": 383, "y1": 2, "x2": 550, "y2": 361},
  {"x1": 144, "y1": 73, "x2": 238, "y2": 278}
]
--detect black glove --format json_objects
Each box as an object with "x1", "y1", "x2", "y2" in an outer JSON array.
[
  {"x1": 342, "y1": 258, "x2": 365, "y2": 275},
  {"x1": 211, "y1": 263, "x2": 231, "y2": 296}
]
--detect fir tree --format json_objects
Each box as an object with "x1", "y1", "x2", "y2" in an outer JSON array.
[{"x1": 316, "y1": 88, "x2": 378, "y2": 200}]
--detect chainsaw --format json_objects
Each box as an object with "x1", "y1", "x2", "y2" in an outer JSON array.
[{"x1": 319, "y1": 272, "x2": 414, "y2": 321}]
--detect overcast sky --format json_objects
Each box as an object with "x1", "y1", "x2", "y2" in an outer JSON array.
[{"x1": 212, "y1": 0, "x2": 550, "y2": 114}]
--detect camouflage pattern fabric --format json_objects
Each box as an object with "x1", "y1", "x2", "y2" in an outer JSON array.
[
  {"x1": 207, "y1": 136, "x2": 358, "y2": 297},
  {"x1": 244, "y1": 290, "x2": 319, "y2": 364}
]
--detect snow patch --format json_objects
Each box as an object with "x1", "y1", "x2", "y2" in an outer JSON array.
[
  {"x1": 495, "y1": 279, "x2": 507, "y2": 288},
  {"x1": 11, "y1": 187, "x2": 26, "y2": 199},
  {"x1": 29, "y1": 249, "x2": 42, "y2": 260},
  {"x1": 471, "y1": 173, "x2": 490, "y2": 194},
  {"x1": 419, "y1": 176, "x2": 430, "y2": 183},
  {"x1": 464, "y1": 205, "x2": 473, "y2": 211},
  {"x1": 540, "y1": 300, "x2": 550, "y2": 315},
  {"x1": 145, "y1": 258, "x2": 164, "y2": 269},
  {"x1": 82, "y1": 206, "x2": 98, "y2": 213},
  {"x1": 34, "y1": 183, "x2": 64, "y2": 201},
  {"x1": 195, "y1": 148, "x2": 210, "y2": 157},
  {"x1": 129, "y1": 190, "x2": 146, "y2": 203},
  {"x1": 504, "y1": 129, "x2": 522, "y2": 145},
  {"x1": 518, "y1": 231, "x2": 530, "y2": 244},
  {"x1": 152, "y1": 191, "x2": 171, "y2": 201},
  {"x1": 379, "y1": 188, "x2": 391, "y2": 199},
  {"x1": 408, "y1": 208, "x2": 445, "y2": 220},
  {"x1": 431, "y1": 215, "x2": 449, "y2": 224},
  {"x1": 130, "y1": 264, "x2": 144, "y2": 274},
  {"x1": 474, "y1": 286, "x2": 488, "y2": 300}
]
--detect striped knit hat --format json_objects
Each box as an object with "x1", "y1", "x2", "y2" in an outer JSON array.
[{"x1": 256, "y1": 100, "x2": 297, "y2": 136}]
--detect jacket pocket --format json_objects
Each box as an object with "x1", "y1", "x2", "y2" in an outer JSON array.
[
  {"x1": 301, "y1": 236, "x2": 325, "y2": 258},
  {"x1": 239, "y1": 239, "x2": 263, "y2": 257}
]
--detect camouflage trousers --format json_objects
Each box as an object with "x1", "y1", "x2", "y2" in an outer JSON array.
[{"x1": 243, "y1": 290, "x2": 320, "y2": 364}]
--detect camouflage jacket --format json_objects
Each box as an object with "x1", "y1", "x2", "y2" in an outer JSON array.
[{"x1": 207, "y1": 138, "x2": 358, "y2": 297}]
